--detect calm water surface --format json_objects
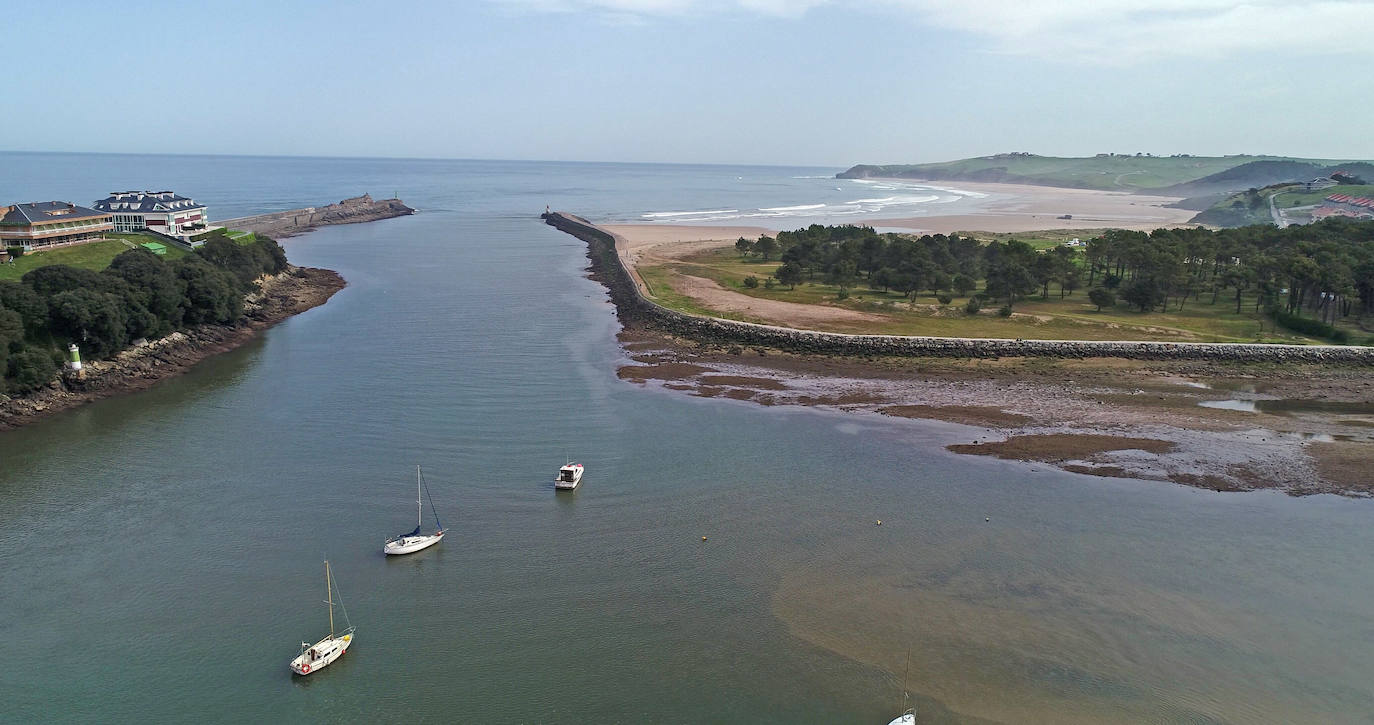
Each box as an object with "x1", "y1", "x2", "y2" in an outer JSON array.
[{"x1": 1, "y1": 154, "x2": 1372, "y2": 723}]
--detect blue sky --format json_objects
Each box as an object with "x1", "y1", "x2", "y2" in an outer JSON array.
[{"x1": 5, "y1": 0, "x2": 1373, "y2": 165}]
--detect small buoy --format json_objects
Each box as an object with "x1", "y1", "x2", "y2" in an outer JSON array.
[
  {"x1": 701, "y1": 536, "x2": 707, "y2": 541},
  {"x1": 985, "y1": 517, "x2": 990, "y2": 522},
  {"x1": 876, "y1": 519, "x2": 882, "y2": 526}
]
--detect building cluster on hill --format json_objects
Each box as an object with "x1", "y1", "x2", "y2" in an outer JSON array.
[
  {"x1": 0, "y1": 191, "x2": 210, "y2": 253},
  {"x1": 1312, "y1": 192, "x2": 1374, "y2": 222}
]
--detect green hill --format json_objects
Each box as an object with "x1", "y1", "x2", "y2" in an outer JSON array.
[{"x1": 838, "y1": 153, "x2": 1369, "y2": 192}]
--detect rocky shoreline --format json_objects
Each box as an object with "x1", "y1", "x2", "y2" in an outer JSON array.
[{"x1": 0, "y1": 266, "x2": 345, "y2": 431}]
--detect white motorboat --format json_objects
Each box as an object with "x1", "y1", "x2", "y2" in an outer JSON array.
[
  {"x1": 290, "y1": 560, "x2": 354, "y2": 676},
  {"x1": 385, "y1": 466, "x2": 445, "y2": 556},
  {"x1": 555, "y1": 462, "x2": 584, "y2": 490}
]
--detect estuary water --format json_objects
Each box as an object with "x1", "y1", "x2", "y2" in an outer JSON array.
[{"x1": 1, "y1": 153, "x2": 1372, "y2": 723}]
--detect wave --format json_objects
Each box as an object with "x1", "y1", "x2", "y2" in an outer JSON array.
[
  {"x1": 759, "y1": 203, "x2": 827, "y2": 212},
  {"x1": 640, "y1": 209, "x2": 739, "y2": 218},
  {"x1": 790, "y1": 175, "x2": 834, "y2": 179}
]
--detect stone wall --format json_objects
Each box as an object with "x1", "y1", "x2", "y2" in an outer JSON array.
[{"x1": 541, "y1": 212, "x2": 1374, "y2": 364}]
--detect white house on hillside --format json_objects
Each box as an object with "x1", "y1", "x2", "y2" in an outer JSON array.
[{"x1": 93, "y1": 191, "x2": 208, "y2": 240}]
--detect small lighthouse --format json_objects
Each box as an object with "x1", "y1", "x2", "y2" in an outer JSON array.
[{"x1": 67, "y1": 343, "x2": 82, "y2": 371}]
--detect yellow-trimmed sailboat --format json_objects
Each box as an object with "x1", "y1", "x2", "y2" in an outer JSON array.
[{"x1": 290, "y1": 560, "x2": 354, "y2": 676}]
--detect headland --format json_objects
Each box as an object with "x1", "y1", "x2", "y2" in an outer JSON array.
[
  {"x1": 542, "y1": 207, "x2": 1374, "y2": 497},
  {"x1": 0, "y1": 265, "x2": 344, "y2": 431}
]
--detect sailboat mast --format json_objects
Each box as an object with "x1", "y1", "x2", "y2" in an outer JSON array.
[
  {"x1": 417, "y1": 466, "x2": 423, "y2": 528},
  {"x1": 327, "y1": 560, "x2": 335, "y2": 638}
]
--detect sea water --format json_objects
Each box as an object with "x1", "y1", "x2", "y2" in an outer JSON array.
[{"x1": 0, "y1": 153, "x2": 1371, "y2": 723}]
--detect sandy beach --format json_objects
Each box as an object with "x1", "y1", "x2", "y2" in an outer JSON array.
[{"x1": 604, "y1": 180, "x2": 1197, "y2": 250}]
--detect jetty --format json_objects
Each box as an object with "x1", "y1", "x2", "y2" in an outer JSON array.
[{"x1": 219, "y1": 194, "x2": 413, "y2": 239}]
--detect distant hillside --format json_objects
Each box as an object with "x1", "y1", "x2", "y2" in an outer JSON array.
[
  {"x1": 1160, "y1": 161, "x2": 1374, "y2": 197},
  {"x1": 839, "y1": 153, "x2": 1370, "y2": 193}
]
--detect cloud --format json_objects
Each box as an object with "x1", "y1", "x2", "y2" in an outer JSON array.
[
  {"x1": 486, "y1": 0, "x2": 1374, "y2": 60},
  {"x1": 883, "y1": 0, "x2": 1374, "y2": 61}
]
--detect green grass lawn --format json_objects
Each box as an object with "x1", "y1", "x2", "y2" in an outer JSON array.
[
  {"x1": 643, "y1": 247, "x2": 1332, "y2": 343},
  {"x1": 1, "y1": 234, "x2": 188, "y2": 281}
]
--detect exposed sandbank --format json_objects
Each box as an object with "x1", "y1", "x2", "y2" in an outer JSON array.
[{"x1": 613, "y1": 327, "x2": 1374, "y2": 497}]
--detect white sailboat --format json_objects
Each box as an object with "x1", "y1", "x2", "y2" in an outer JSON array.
[
  {"x1": 290, "y1": 560, "x2": 355, "y2": 676},
  {"x1": 885, "y1": 651, "x2": 916, "y2": 724},
  {"x1": 384, "y1": 466, "x2": 445, "y2": 555}
]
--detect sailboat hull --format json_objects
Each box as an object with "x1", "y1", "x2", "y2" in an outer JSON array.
[
  {"x1": 384, "y1": 530, "x2": 444, "y2": 555},
  {"x1": 290, "y1": 631, "x2": 353, "y2": 676}
]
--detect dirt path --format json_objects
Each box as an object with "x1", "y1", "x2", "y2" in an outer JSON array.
[{"x1": 672, "y1": 272, "x2": 885, "y2": 326}]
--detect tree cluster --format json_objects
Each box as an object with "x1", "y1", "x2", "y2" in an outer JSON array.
[
  {"x1": 0, "y1": 236, "x2": 289, "y2": 395},
  {"x1": 737, "y1": 217, "x2": 1374, "y2": 342},
  {"x1": 1082, "y1": 218, "x2": 1374, "y2": 330}
]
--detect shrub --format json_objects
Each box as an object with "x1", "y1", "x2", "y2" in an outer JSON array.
[
  {"x1": 937, "y1": 294, "x2": 953, "y2": 305},
  {"x1": 1270, "y1": 308, "x2": 1350, "y2": 344},
  {"x1": 965, "y1": 297, "x2": 982, "y2": 314},
  {"x1": 836, "y1": 289, "x2": 850, "y2": 300},
  {"x1": 763, "y1": 278, "x2": 775, "y2": 289},
  {"x1": 1088, "y1": 287, "x2": 1115, "y2": 312},
  {"x1": 5, "y1": 247, "x2": 23, "y2": 259},
  {"x1": 742, "y1": 276, "x2": 758, "y2": 289},
  {"x1": 998, "y1": 304, "x2": 1014, "y2": 317}
]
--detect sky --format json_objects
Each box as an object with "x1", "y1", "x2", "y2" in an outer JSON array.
[{"x1": 4, "y1": 0, "x2": 1373, "y2": 166}]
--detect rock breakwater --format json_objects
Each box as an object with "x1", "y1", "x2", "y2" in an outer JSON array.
[{"x1": 218, "y1": 194, "x2": 414, "y2": 239}]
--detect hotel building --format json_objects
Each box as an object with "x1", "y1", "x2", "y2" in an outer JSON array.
[
  {"x1": 93, "y1": 191, "x2": 209, "y2": 240},
  {"x1": 0, "y1": 202, "x2": 114, "y2": 250}
]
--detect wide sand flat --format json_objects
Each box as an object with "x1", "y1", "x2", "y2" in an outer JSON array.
[{"x1": 871, "y1": 180, "x2": 1197, "y2": 234}]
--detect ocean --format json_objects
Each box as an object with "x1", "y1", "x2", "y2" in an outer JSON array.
[{"x1": 0, "y1": 152, "x2": 1370, "y2": 723}]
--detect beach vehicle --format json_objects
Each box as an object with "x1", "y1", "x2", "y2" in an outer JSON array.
[
  {"x1": 555, "y1": 461, "x2": 584, "y2": 490},
  {"x1": 384, "y1": 466, "x2": 445, "y2": 555},
  {"x1": 289, "y1": 560, "x2": 354, "y2": 676}
]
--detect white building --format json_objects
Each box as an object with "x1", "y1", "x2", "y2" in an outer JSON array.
[{"x1": 92, "y1": 191, "x2": 208, "y2": 240}]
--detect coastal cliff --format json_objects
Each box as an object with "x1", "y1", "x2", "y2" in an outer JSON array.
[
  {"x1": 0, "y1": 267, "x2": 345, "y2": 431},
  {"x1": 216, "y1": 194, "x2": 414, "y2": 238}
]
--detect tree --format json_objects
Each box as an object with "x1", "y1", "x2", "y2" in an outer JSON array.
[
  {"x1": 985, "y1": 261, "x2": 1035, "y2": 309},
  {"x1": 173, "y1": 257, "x2": 243, "y2": 325},
  {"x1": 4, "y1": 344, "x2": 58, "y2": 394},
  {"x1": 826, "y1": 259, "x2": 858, "y2": 292},
  {"x1": 1120, "y1": 277, "x2": 1165, "y2": 312},
  {"x1": 0, "y1": 281, "x2": 48, "y2": 337},
  {"x1": 775, "y1": 261, "x2": 803, "y2": 290},
  {"x1": 197, "y1": 237, "x2": 262, "y2": 289},
  {"x1": 755, "y1": 235, "x2": 779, "y2": 262},
  {"x1": 951, "y1": 274, "x2": 976, "y2": 297},
  {"x1": 106, "y1": 248, "x2": 185, "y2": 336},
  {"x1": 47, "y1": 288, "x2": 129, "y2": 358},
  {"x1": 1033, "y1": 254, "x2": 1058, "y2": 299},
  {"x1": 22, "y1": 265, "x2": 108, "y2": 297},
  {"x1": 735, "y1": 237, "x2": 753, "y2": 257},
  {"x1": 0, "y1": 307, "x2": 22, "y2": 352},
  {"x1": 1088, "y1": 287, "x2": 1115, "y2": 312}
]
